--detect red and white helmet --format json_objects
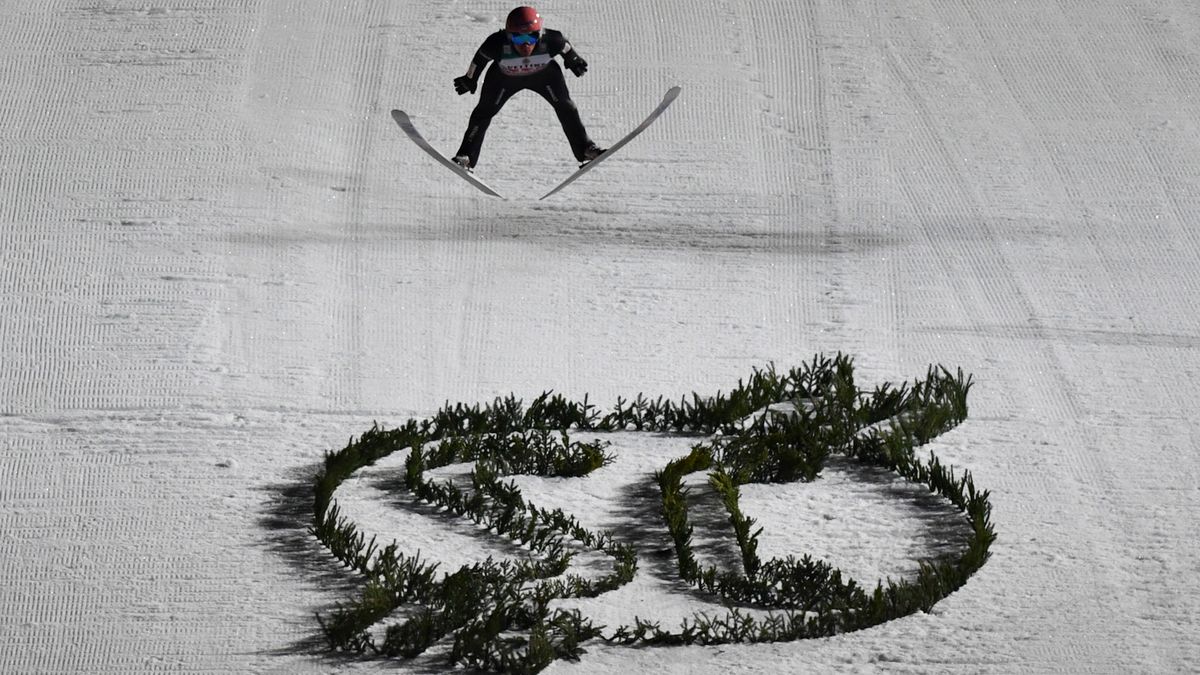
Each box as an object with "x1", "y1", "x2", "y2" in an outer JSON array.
[
  {"x1": 505, "y1": 6, "x2": 543, "y2": 34},
  {"x1": 505, "y1": 6, "x2": 543, "y2": 56}
]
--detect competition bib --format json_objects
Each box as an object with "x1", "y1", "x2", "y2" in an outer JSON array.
[{"x1": 497, "y1": 53, "x2": 553, "y2": 76}]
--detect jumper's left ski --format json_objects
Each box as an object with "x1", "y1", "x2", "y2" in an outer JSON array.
[
  {"x1": 539, "y1": 86, "x2": 681, "y2": 200},
  {"x1": 390, "y1": 109, "x2": 505, "y2": 199}
]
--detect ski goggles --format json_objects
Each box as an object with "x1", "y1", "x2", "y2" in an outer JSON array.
[{"x1": 509, "y1": 32, "x2": 539, "y2": 46}]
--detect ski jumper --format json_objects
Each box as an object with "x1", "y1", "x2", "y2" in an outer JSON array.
[{"x1": 455, "y1": 29, "x2": 596, "y2": 167}]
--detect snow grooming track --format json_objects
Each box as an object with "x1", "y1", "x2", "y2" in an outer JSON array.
[
  {"x1": 326, "y1": 2, "x2": 386, "y2": 412},
  {"x1": 744, "y1": 0, "x2": 848, "y2": 351},
  {"x1": 883, "y1": 25, "x2": 1126, "y2": 672},
  {"x1": 877, "y1": 3, "x2": 1200, "y2": 667},
  {"x1": 4, "y1": 0, "x2": 1200, "y2": 673}
]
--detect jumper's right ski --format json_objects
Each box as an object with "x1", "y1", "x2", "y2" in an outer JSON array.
[
  {"x1": 539, "y1": 86, "x2": 681, "y2": 200},
  {"x1": 390, "y1": 109, "x2": 505, "y2": 199}
]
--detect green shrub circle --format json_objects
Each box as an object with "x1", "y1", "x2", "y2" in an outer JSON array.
[{"x1": 307, "y1": 354, "x2": 995, "y2": 671}]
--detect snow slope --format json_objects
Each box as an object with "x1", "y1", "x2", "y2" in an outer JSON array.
[{"x1": 2, "y1": 0, "x2": 1199, "y2": 672}]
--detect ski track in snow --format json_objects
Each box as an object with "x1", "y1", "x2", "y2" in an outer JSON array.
[{"x1": 2, "y1": 0, "x2": 1200, "y2": 673}]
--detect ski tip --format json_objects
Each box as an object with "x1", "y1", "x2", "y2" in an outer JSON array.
[{"x1": 390, "y1": 109, "x2": 407, "y2": 122}]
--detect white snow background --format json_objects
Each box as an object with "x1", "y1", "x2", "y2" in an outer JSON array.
[{"x1": 2, "y1": 1, "x2": 1199, "y2": 673}]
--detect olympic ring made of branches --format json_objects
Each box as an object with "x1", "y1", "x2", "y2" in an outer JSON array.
[{"x1": 305, "y1": 354, "x2": 994, "y2": 672}]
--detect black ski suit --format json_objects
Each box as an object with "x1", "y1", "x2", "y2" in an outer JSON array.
[{"x1": 454, "y1": 29, "x2": 596, "y2": 167}]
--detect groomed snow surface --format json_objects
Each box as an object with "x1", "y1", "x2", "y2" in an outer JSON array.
[{"x1": 3, "y1": 1, "x2": 1199, "y2": 673}]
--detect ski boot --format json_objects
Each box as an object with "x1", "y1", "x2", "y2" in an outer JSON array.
[{"x1": 580, "y1": 143, "x2": 606, "y2": 167}]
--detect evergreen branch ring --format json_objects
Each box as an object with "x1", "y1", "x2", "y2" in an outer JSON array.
[{"x1": 303, "y1": 354, "x2": 995, "y2": 671}]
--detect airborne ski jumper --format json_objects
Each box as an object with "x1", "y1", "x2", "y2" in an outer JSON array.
[
  {"x1": 452, "y1": 6, "x2": 605, "y2": 170},
  {"x1": 389, "y1": 7, "x2": 680, "y2": 198}
]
